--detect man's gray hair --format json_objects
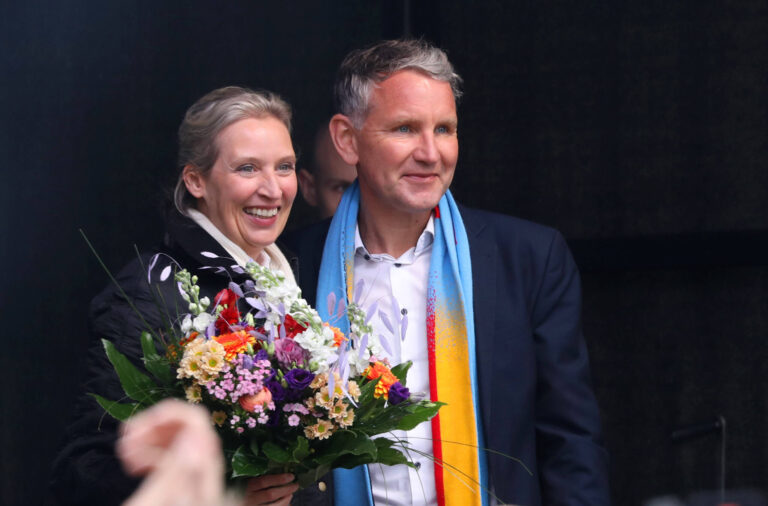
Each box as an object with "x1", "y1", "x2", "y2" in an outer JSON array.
[
  {"x1": 334, "y1": 39, "x2": 463, "y2": 128},
  {"x1": 174, "y1": 86, "x2": 292, "y2": 214}
]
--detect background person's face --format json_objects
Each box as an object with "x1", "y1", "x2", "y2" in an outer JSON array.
[
  {"x1": 299, "y1": 130, "x2": 357, "y2": 219},
  {"x1": 192, "y1": 116, "x2": 297, "y2": 258},
  {"x1": 352, "y1": 70, "x2": 458, "y2": 218}
]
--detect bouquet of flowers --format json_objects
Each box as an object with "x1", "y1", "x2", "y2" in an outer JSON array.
[{"x1": 93, "y1": 251, "x2": 442, "y2": 487}]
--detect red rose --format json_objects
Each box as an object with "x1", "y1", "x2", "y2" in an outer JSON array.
[
  {"x1": 281, "y1": 314, "x2": 307, "y2": 339},
  {"x1": 215, "y1": 306, "x2": 241, "y2": 334},
  {"x1": 214, "y1": 288, "x2": 238, "y2": 308}
]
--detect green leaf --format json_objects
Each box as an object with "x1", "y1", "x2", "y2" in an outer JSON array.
[
  {"x1": 292, "y1": 436, "x2": 310, "y2": 462},
  {"x1": 390, "y1": 361, "x2": 412, "y2": 385},
  {"x1": 262, "y1": 441, "x2": 291, "y2": 464},
  {"x1": 328, "y1": 430, "x2": 376, "y2": 457},
  {"x1": 89, "y1": 393, "x2": 140, "y2": 421},
  {"x1": 334, "y1": 452, "x2": 377, "y2": 469},
  {"x1": 396, "y1": 401, "x2": 444, "y2": 431},
  {"x1": 249, "y1": 437, "x2": 260, "y2": 458},
  {"x1": 377, "y1": 446, "x2": 413, "y2": 467},
  {"x1": 140, "y1": 331, "x2": 174, "y2": 384},
  {"x1": 295, "y1": 464, "x2": 331, "y2": 489},
  {"x1": 102, "y1": 339, "x2": 162, "y2": 404},
  {"x1": 231, "y1": 445, "x2": 268, "y2": 478}
]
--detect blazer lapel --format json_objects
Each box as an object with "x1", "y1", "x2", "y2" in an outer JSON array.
[{"x1": 461, "y1": 208, "x2": 497, "y2": 426}]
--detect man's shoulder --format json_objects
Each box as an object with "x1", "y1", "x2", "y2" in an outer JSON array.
[{"x1": 459, "y1": 205, "x2": 564, "y2": 251}]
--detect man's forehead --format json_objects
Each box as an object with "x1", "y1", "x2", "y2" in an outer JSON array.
[{"x1": 366, "y1": 70, "x2": 457, "y2": 116}]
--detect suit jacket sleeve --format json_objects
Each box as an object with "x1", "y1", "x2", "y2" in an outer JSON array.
[{"x1": 529, "y1": 230, "x2": 610, "y2": 504}]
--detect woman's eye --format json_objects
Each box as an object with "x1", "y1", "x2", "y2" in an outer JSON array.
[
  {"x1": 237, "y1": 164, "x2": 256, "y2": 173},
  {"x1": 278, "y1": 162, "x2": 296, "y2": 173}
]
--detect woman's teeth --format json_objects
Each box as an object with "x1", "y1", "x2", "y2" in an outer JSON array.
[{"x1": 245, "y1": 208, "x2": 278, "y2": 218}]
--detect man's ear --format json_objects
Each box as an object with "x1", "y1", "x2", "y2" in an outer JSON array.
[
  {"x1": 182, "y1": 165, "x2": 206, "y2": 199},
  {"x1": 328, "y1": 114, "x2": 359, "y2": 166},
  {"x1": 298, "y1": 168, "x2": 318, "y2": 206}
]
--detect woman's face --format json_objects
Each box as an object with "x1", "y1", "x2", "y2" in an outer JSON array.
[{"x1": 185, "y1": 116, "x2": 297, "y2": 259}]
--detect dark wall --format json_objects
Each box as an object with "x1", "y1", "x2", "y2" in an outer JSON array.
[{"x1": 2, "y1": 2, "x2": 767, "y2": 505}]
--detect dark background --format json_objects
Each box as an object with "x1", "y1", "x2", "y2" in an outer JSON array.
[{"x1": 2, "y1": 1, "x2": 767, "y2": 504}]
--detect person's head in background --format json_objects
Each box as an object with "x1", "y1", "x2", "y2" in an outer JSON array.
[{"x1": 298, "y1": 122, "x2": 356, "y2": 219}]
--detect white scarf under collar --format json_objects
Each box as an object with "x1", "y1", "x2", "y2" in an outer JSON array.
[{"x1": 186, "y1": 208, "x2": 296, "y2": 286}]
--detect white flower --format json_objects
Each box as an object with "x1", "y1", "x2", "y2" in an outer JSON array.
[
  {"x1": 180, "y1": 314, "x2": 193, "y2": 334},
  {"x1": 192, "y1": 312, "x2": 214, "y2": 333}
]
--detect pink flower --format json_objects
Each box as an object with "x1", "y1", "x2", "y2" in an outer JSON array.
[
  {"x1": 288, "y1": 414, "x2": 301, "y2": 426},
  {"x1": 239, "y1": 387, "x2": 273, "y2": 412},
  {"x1": 274, "y1": 338, "x2": 309, "y2": 368}
]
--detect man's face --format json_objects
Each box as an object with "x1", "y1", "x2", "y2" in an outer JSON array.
[
  {"x1": 353, "y1": 70, "x2": 458, "y2": 218},
  {"x1": 299, "y1": 130, "x2": 357, "y2": 219}
]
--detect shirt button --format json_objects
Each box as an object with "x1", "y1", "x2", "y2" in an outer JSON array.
[
  {"x1": 401, "y1": 308, "x2": 408, "y2": 315},
  {"x1": 414, "y1": 462, "x2": 421, "y2": 469},
  {"x1": 364, "y1": 254, "x2": 371, "y2": 261},
  {"x1": 394, "y1": 262, "x2": 402, "y2": 267}
]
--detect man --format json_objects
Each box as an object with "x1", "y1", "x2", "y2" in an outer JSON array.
[
  {"x1": 285, "y1": 39, "x2": 610, "y2": 505},
  {"x1": 298, "y1": 123, "x2": 357, "y2": 219}
]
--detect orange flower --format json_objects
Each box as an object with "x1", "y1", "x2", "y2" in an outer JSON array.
[
  {"x1": 363, "y1": 362, "x2": 398, "y2": 399},
  {"x1": 326, "y1": 324, "x2": 347, "y2": 348},
  {"x1": 363, "y1": 362, "x2": 390, "y2": 380},
  {"x1": 214, "y1": 330, "x2": 256, "y2": 360}
]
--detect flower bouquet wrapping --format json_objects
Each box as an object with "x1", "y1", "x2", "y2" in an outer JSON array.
[{"x1": 92, "y1": 251, "x2": 442, "y2": 487}]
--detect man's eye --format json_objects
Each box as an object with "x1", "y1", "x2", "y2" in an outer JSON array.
[
  {"x1": 397, "y1": 125, "x2": 411, "y2": 133},
  {"x1": 237, "y1": 164, "x2": 256, "y2": 173},
  {"x1": 335, "y1": 183, "x2": 351, "y2": 193},
  {"x1": 435, "y1": 125, "x2": 450, "y2": 134}
]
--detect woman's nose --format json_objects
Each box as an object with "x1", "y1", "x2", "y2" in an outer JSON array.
[{"x1": 257, "y1": 170, "x2": 282, "y2": 199}]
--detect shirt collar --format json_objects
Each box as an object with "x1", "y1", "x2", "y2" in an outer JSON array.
[{"x1": 354, "y1": 214, "x2": 435, "y2": 263}]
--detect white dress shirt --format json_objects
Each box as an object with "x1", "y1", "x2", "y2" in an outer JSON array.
[{"x1": 354, "y1": 218, "x2": 437, "y2": 505}]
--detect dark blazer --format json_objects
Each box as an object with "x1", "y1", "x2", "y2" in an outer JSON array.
[{"x1": 283, "y1": 206, "x2": 610, "y2": 506}]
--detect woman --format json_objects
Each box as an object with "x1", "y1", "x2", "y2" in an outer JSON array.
[{"x1": 51, "y1": 87, "x2": 306, "y2": 506}]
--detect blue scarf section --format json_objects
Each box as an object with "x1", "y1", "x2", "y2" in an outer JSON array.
[{"x1": 316, "y1": 181, "x2": 488, "y2": 506}]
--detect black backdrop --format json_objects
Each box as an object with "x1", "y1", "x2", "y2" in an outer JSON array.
[{"x1": 2, "y1": 1, "x2": 767, "y2": 504}]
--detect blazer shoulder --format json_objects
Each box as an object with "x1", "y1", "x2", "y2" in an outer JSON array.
[{"x1": 460, "y1": 205, "x2": 564, "y2": 254}]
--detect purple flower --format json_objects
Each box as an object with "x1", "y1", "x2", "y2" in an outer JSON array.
[
  {"x1": 388, "y1": 382, "x2": 410, "y2": 405},
  {"x1": 254, "y1": 349, "x2": 269, "y2": 362},
  {"x1": 284, "y1": 368, "x2": 315, "y2": 391},
  {"x1": 241, "y1": 355, "x2": 254, "y2": 370},
  {"x1": 274, "y1": 338, "x2": 309, "y2": 368},
  {"x1": 266, "y1": 379, "x2": 287, "y2": 402}
]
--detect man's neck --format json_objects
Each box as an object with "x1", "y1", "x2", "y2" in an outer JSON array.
[{"x1": 358, "y1": 203, "x2": 431, "y2": 258}]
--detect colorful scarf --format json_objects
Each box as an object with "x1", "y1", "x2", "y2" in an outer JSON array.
[{"x1": 316, "y1": 182, "x2": 488, "y2": 506}]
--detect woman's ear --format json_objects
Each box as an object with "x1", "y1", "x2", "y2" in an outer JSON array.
[
  {"x1": 328, "y1": 114, "x2": 359, "y2": 166},
  {"x1": 182, "y1": 165, "x2": 206, "y2": 199}
]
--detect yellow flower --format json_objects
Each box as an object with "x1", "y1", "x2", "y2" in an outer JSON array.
[
  {"x1": 328, "y1": 400, "x2": 347, "y2": 421},
  {"x1": 347, "y1": 380, "x2": 361, "y2": 402},
  {"x1": 177, "y1": 337, "x2": 225, "y2": 383},
  {"x1": 310, "y1": 372, "x2": 327, "y2": 389},
  {"x1": 315, "y1": 387, "x2": 334, "y2": 410},
  {"x1": 211, "y1": 410, "x2": 227, "y2": 427},
  {"x1": 304, "y1": 419, "x2": 334, "y2": 440},
  {"x1": 338, "y1": 408, "x2": 355, "y2": 428},
  {"x1": 185, "y1": 384, "x2": 202, "y2": 403}
]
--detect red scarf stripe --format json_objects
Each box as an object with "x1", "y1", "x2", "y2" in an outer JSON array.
[{"x1": 426, "y1": 302, "x2": 445, "y2": 506}]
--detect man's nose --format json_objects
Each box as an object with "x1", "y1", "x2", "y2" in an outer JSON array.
[{"x1": 413, "y1": 131, "x2": 440, "y2": 164}]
